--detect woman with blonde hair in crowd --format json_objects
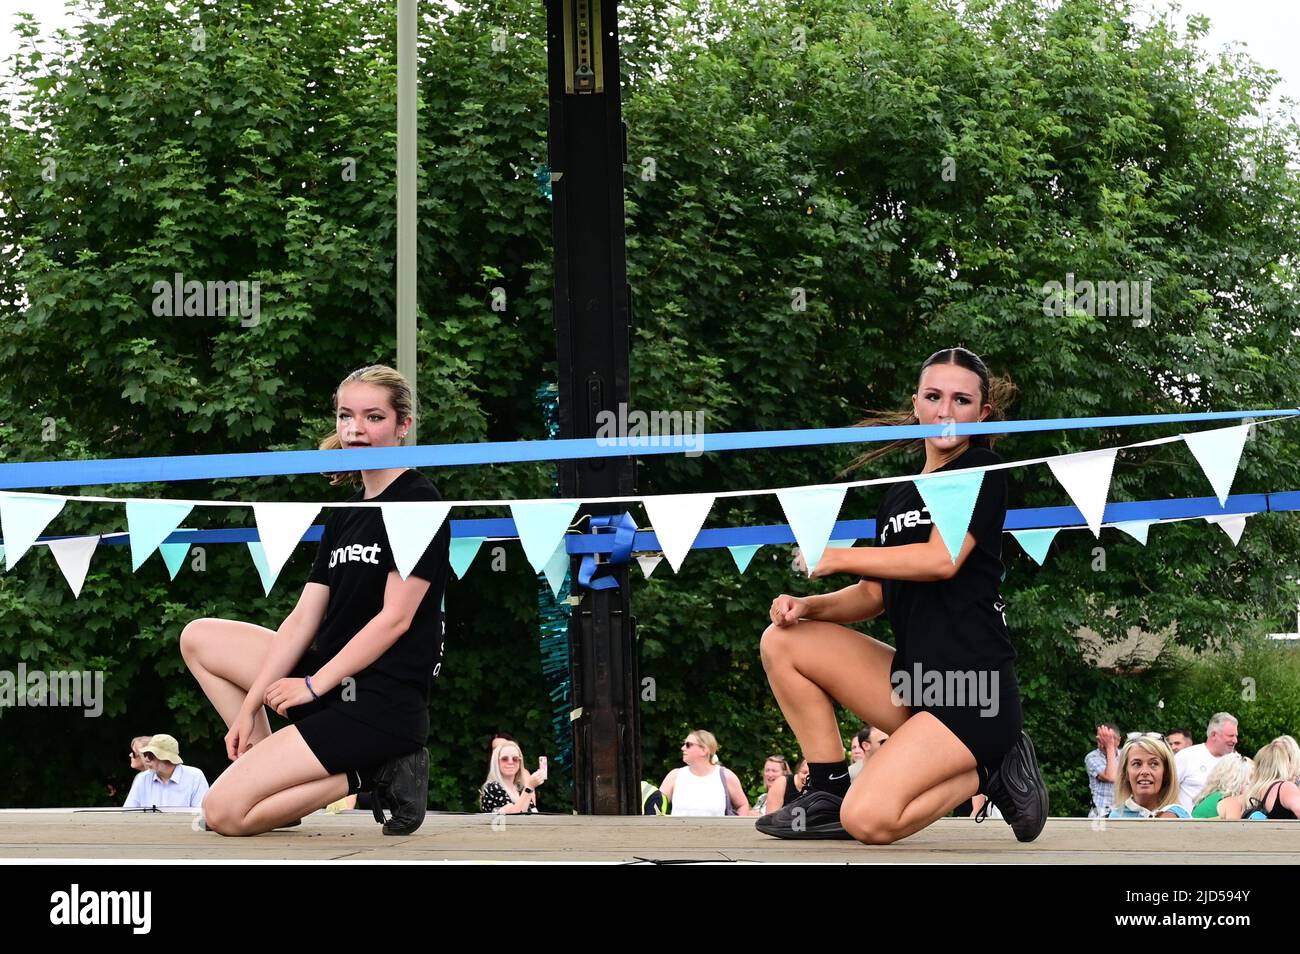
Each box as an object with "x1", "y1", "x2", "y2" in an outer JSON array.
[
  {"x1": 1108, "y1": 734, "x2": 1188, "y2": 818},
  {"x1": 1243, "y1": 736, "x2": 1300, "y2": 820},
  {"x1": 479, "y1": 740, "x2": 546, "y2": 814},
  {"x1": 659, "y1": 729, "x2": 751, "y2": 816},
  {"x1": 1191, "y1": 752, "x2": 1253, "y2": 819}
]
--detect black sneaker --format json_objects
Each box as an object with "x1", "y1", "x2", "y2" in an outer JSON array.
[
  {"x1": 976, "y1": 731, "x2": 1048, "y2": 842},
  {"x1": 371, "y1": 747, "x2": 429, "y2": 836},
  {"x1": 755, "y1": 788, "x2": 855, "y2": 840}
]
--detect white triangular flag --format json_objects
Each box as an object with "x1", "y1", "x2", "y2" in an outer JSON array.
[
  {"x1": 636, "y1": 554, "x2": 664, "y2": 578},
  {"x1": 1047, "y1": 448, "x2": 1117, "y2": 538},
  {"x1": 642, "y1": 494, "x2": 714, "y2": 573},
  {"x1": 1182, "y1": 424, "x2": 1251, "y2": 506},
  {"x1": 47, "y1": 535, "x2": 100, "y2": 598},
  {"x1": 1205, "y1": 513, "x2": 1252, "y2": 546},
  {"x1": 776, "y1": 487, "x2": 848, "y2": 577},
  {"x1": 251, "y1": 503, "x2": 321, "y2": 582},
  {"x1": 380, "y1": 501, "x2": 452, "y2": 580},
  {"x1": 0, "y1": 494, "x2": 66, "y2": 570},
  {"x1": 1111, "y1": 520, "x2": 1153, "y2": 546}
]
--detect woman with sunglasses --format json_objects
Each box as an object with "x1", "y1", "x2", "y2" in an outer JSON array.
[
  {"x1": 480, "y1": 741, "x2": 546, "y2": 813},
  {"x1": 659, "y1": 729, "x2": 751, "y2": 816}
]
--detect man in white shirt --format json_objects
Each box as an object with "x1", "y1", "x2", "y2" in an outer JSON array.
[
  {"x1": 1173, "y1": 713, "x2": 1238, "y2": 811},
  {"x1": 123, "y1": 734, "x2": 209, "y2": 809}
]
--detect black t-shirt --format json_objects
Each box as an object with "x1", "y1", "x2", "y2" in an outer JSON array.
[
  {"x1": 868, "y1": 445, "x2": 1015, "y2": 676},
  {"x1": 305, "y1": 468, "x2": 452, "y2": 745}
]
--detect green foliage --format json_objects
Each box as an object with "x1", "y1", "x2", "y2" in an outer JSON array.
[{"x1": 1, "y1": 0, "x2": 1298, "y2": 815}]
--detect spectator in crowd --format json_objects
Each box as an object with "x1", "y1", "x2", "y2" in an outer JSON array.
[
  {"x1": 659, "y1": 729, "x2": 751, "y2": 816},
  {"x1": 479, "y1": 741, "x2": 545, "y2": 814},
  {"x1": 760, "y1": 757, "x2": 806, "y2": 815},
  {"x1": 849, "y1": 725, "x2": 889, "y2": 780},
  {"x1": 754, "y1": 756, "x2": 791, "y2": 815},
  {"x1": 1243, "y1": 736, "x2": 1300, "y2": 820},
  {"x1": 124, "y1": 735, "x2": 209, "y2": 809},
  {"x1": 1191, "y1": 753, "x2": 1253, "y2": 819},
  {"x1": 1165, "y1": 728, "x2": 1194, "y2": 754},
  {"x1": 129, "y1": 735, "x2": 153, "y2": 773},
  {"x1": 1108, "y1": 734, "x2": 1188, "y2": 818},
  {"x1": 1174, "y1": 713, "x2": 1238, "y2": 811},
  {"x1": 1085, "y1": 722, "x2": 1122, "y2": 818}
]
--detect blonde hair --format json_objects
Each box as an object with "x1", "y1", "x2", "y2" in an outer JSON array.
[
  {"x1": 1114, "y1": 736, "x2": 1180, "y2": 810},
  {"x1": 1245, "y1": 736, "x2": 1300, "y2": 813},
  {"x1": 1193, "y1": 753, "x2": 1253, "y2": 806},
  {"x1": 840, "y1": 347, "x2": 1018, "y2": 476},
  {"x1": 689, "y1": 729, "x2": 721, "y2": 766},
  {"x1": 482, "y1": 742, "x2": 530, "y2": 806},
  {"x1": 318, "y1": 364, "x2": 416, "y2": 487}
]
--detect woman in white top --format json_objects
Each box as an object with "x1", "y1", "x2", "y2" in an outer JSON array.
[{"x1": 659, "y1": 729, "x2": 751, "y2": 816}]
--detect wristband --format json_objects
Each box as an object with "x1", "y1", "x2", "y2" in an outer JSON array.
[
  {"x1": 523, "y1": 787, "x2": 534, "y2": 794},
  {"x1": 305, "y1": 676, "x2": 319, "y2": 700}
]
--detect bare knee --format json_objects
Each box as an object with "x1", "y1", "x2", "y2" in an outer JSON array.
[
  {"x1": 759, "y1": 622, "x2": 795, "y2": 672},
  {"x1": 179, "y1": 618, "x2": 216, "y2": 664},
  {"x1": 202, "y1": 793, "x2": 250, "y2": 837},
  {"x1": 841, "y1": 805, "x2": 901, "y2": 846}
]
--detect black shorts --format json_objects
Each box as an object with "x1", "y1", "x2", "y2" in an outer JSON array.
[
  {"x1": 896, "y1": 662, "x2": 1023, "y2": 787},
  {"x1": 281, "y1": 653, "x2": 420, "y2": 793}
]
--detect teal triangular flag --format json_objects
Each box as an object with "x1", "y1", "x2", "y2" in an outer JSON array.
[
  {"x1": 1111, "y1": 520, "x2": 1152, "y2": 546},
  {"x1": 510, "y1": 501, "x2": 580, "y2": 573},
  {"x1": 728, "y1": 544, "x2": 762, "y2": 574},
  {"x1": 246, "y1": 541, "x2": 277, "y2": 596},
  {"x1": 158, "y1": 542, "x2": 190, "y2": 581},
  {"x1": 914, "y1": 468, "x2": 986, "y2": 563},
  {"x1": 1010, "y1": 528, "x2": 1060, "y2": 566},
  {"x1": 126, "y1": 500, "x2": 194, "y2": 571},
  {"x1": 450, "y1": 536, "x2": 487, "y2": 579},
  {"x1": 776, "y1": 487, "x2": 848, "y2": 575},
  {"x1": 0, "y1": 494, "x2": 65, "y2": 569},
  {"x1": 542, "y1": 540, "x2": 569, "y2": 599}
]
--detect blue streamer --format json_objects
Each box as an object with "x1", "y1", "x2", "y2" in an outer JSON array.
[{"x1": 576, "y1": 511, "x2": 636, "y2": 591}]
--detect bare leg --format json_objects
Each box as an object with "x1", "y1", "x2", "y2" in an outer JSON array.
[
  {"x1": 203, "y1": 726, "x2": 347, "y2": 836},
  {"x1": 759, "y1": 620, "x2": 909, "y2": 762},
  {"x1": 180, "y1": 617, "x2": 277, "y2": 746},
  {"x1": 840, "y1": 711, "x2": 980, "y2": 844}
]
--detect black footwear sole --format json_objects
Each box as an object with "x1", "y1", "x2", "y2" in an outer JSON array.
[
  {"x1": 1002, "y1": 732, "x2": 1049, "y2": 842},
  {"x1": 754, "y1": 789, "x2": 856, "y2": 840},
  {"x1": 372, "y1": 748, "x2": 429, "y2": 836}
]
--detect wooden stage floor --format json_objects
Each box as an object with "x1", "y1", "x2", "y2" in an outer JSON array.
[{"x1": 0, "y1": 810, "x2": 1294, "y2": 863}]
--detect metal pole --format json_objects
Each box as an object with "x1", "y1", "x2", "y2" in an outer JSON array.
[{"x1": 397, "y1": 0, "x2": 418, "y2": 444}]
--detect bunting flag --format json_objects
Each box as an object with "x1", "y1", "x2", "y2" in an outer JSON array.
[
  {"x1": 636, "y1": 554, "x2": 664, "y2": 578},
  {"x1": 381, "y1": 501, "x2": 452, "y2": 580},
  {"x1": 47, "y1": 535, "x2": 100, "y2": 598},
  {"x1": 727, "y1": 544, "x2": 762, "y2": 574},
  {"x1": 542, "y1": 540, "x2": 569, "y2": 599},
  {"x1": 251, "y1": 503, "x2": 320, "y2": 583},
  {"x1": 642, "y1": 493, "x2": 715, "y2": 573},
  {"x1": 1009, "y1": 528, "x2": 1060, "y2": 566},
  {"x1": 827, "y1": 538, "x2": 856, "y2": 549},
  {"x1": 1111, "y1": 520, "x2": 1153, "y2": 546},
  {"x1": 246, "y1": 541, "x2": 276, "y2": 596},
  {"x1": 776, "y1": 486, "x2": 848, "y2": 577},
  {"x1": 1183, "y1": 424, "x2": 1251, "y2": 506},
  {"x1": 125, "y1": 500, "x2": 194, "y2": 571},
  {"x1": 158, "y1": 542, "x2": 190, "y2": 581},
  {"x1": 914, "y1": 467, "x2": 986, "y2": 563},
  {"x1": 449, "y1": 536, "x2": 487, "y2": 579},
  {"x1": 1205, "y1": 513, "x2": 1252, "y2": 546},
  {"x1": 1047, "y1": 448, "x2": 1117, "y2": 538},
  {"x1": 510, "y1": 501, "x2": 580, "y2": 573},
  {"x1": 0, "y1": 494, "x2": 65, "y2": 570}
]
